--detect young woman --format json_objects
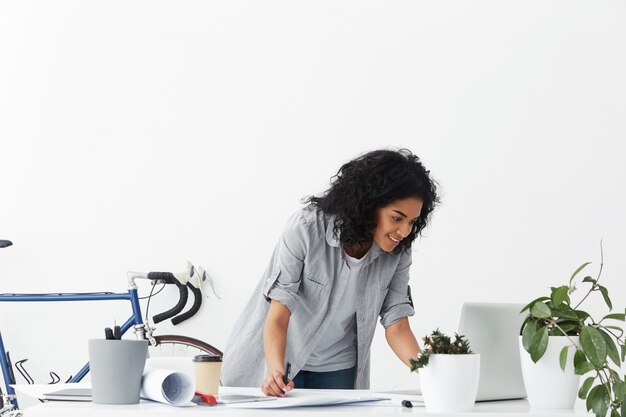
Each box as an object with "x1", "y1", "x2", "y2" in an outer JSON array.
[{"x1": 221, "y1": 149, "x2": 439, "y2": 396}]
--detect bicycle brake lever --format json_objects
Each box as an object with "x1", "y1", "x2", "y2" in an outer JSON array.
[
  {"x1": 196, "y1": 266, "x2": 220, "y2": 300},
  {"x1": 190, "y1": 265, "x2": 205, "y2": 298}
]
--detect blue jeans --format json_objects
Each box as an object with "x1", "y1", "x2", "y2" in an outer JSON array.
[{"x1": 292, "y1": 366, "x2": 356, "y2": 389}]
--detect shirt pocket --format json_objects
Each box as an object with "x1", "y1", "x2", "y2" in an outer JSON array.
[
  {"x1": 379, "y1": 274, "x2": 393, "y2": 291},
  {"x1": 300, "y1": 270, "x2": 331, "y2": 303},
  {"x1": 301, "y1": 263, "x2": 330, "y2": 287},
  {"x1": 298, "y1": 271, "x2": 331, "y2": 318},
  {"x1": 303, "y1": 271, "x2": 329, "y2": 287}
]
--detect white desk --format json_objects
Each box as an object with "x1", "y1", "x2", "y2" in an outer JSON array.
[{"x1": 14, "y1": 385, "x2": 592, "y2": 417}]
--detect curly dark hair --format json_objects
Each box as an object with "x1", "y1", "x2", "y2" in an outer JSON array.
[{"x1": 304, "y1": 149, "x2": 439, "y2": 254}]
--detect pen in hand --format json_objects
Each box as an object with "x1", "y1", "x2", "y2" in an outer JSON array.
[{"x1": 283, "y1": 362, "x2": 291, "y2": 392}]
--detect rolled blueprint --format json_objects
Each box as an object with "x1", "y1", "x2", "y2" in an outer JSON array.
[{"x1": 140, "y1": 367, "x2": 194, "y2": 406}]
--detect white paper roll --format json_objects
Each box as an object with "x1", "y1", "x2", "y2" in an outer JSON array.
[{"x1": 140, "y1": 367, "x2": 195, "y2": 406}]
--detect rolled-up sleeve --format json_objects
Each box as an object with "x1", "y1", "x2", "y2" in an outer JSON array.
[
  {"x1": 379, "y1": 250, "x2": 415, "y2": 328},
  {"x1": 262, "y1": 212, "x2": 308, "y2": 314}
]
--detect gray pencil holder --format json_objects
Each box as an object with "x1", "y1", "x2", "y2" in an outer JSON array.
[{"x1": 88, "y1": 339, "x2": 148, "y2": 404}]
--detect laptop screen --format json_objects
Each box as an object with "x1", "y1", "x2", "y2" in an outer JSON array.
[{"x1": 457, "y1": 302, "x2": 527, "y2": 402}]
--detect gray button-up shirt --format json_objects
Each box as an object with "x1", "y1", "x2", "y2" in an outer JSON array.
[{"x1": 221, "y1": 204, "x2": 415, "y2": 389}]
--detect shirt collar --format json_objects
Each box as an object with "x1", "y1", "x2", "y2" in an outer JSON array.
[
  {"x1": 325, "y1": 214, "x2": 384, "y2": 261},
  {"x1": 325, "y1": 215, "x2": 342, "y2": 247}
]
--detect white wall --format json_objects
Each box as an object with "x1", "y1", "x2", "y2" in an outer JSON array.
[{"x1": 1, "y1": 0, "x2": 625, "y2": 392}]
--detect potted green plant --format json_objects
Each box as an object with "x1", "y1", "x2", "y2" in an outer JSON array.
[
  {"x1": 520, "y1": 250, "x2": 625, "y2": 417},
  {"x1": 409, "y1": 329, "x2": 480, "y2": 412}
]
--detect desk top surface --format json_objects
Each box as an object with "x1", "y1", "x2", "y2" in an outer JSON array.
[
  {"x1": 21, "y1": 400, "x2": 593, "y2": 417},
  {"x1": 15, "y1": 384, "x2": 592, "y2": 417}
]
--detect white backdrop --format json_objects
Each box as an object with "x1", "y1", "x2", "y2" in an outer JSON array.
[{"x1": 1, "y1": 0, "x2": 625, "y2": 392}]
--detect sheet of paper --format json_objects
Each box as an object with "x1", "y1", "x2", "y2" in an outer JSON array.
[
  {"x1": 222, "y1": 391, "x2": 383, "y2": 409},
  {"x1": 371, "y1": 389, "x2": 425, "y2": 405},
  {"x1": 140, "y1": 367, "x2": 194, "y2": 406}
]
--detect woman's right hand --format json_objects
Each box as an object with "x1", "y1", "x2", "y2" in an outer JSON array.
[
  {"x1": 262, "y1": 300, "x2": 293, "y2": 396},
  {"x1": 261, "y1": 369, "x2": 294, "y2": 397}
]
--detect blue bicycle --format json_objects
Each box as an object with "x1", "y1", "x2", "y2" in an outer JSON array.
[{"x1": 0, "y1": 239, "x2": 222, "y2": 416}]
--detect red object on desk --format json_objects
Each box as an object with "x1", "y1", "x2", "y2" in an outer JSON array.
[{"x1": 194, "y1": 391, "x2": 218, "y2": 405}]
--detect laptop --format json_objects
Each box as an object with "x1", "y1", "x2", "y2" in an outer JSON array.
[
  {"x1": 373, "y1": 302, "x2": 527, "y2": 404},
  {"x1": 42, "y1": 388, "x2": 92, "y2": 402},
  {"x1": 457, "y1": 302, "x2": 527, "y2": 401}
]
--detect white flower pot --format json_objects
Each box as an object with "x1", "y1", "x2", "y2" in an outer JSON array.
[
  {"x1": 419, "y1": 354, "x2": 481, "y2": 413},
  {"x1": 518, "y1": 336, "x2": 581, "y2": 409}
]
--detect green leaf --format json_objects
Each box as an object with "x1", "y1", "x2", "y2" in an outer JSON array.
[
  {"x1": 601, "y1": 313, "x2": 625, "y2": 322},
  {"x1": 560, "y1": 345, "x2": 570, "y2": 371},
  {"x1": 574, "y1": 349, "x2": 587, "y2": 367},
  {"x1": 522, "y1": 320, "x2": 538, "y2": 352},
  {"x1": 621, "y1": 344, "x2": 626, "y2": 362},
  {"x1": 551, "y1": 304, "x2": 580, "y2": 320},
  {"x1": 575, "y1": 361, "x2": 596, "y2": 375},
  {"x1": 622, "y1": 382, "x2": 626, "y2": 417},
  {"x1": 554, "y1": 322, "x2": 578, "y2": 335},
  {"x1": 520, "y1": 297, "x2": 550, "y2": 313},
  {"x1": 611, "y1": 409, "x2": 620, "y2": 417},
  {"x1": 583, "y1": 276, "x2": 597, "y2": 284},
  {"x1": 586, "y1": 385, "x2": 595, "y2": 412},
  {"x1": 598, "y1": 286, "x2": 613, "y2": 310},
  {"x1": 578, "y1": 376, "x2": 595, "y2": 399},
  {"x1": 598, "y1": 328, "x2": 620, "y2": 367},
  {"x1": 587, "y1": 384, "x2": 610, "y2": 417},
  {"x1": 597, "y1": 385, "x2": 611, "y2": 417},
  {"x1": 586, "y1": 385, "x2": 598, "y2": 412},
  {"x1": 530, "y1": 326, "x2": 549, "y2": 363},
  {"x1": 531, "y1": 302, "x2": 552, "y2": 319},
  {"x1": 613, "y1": 380, "x2": 625, "y2": 401},
  {"x1": 609, "y1": 369, "x2": 621, "y2": 381},
  {"x1": 577, "y1": 310, "x2": 591, "y2": 321},
  {"x1": 570, "y1": 262, "x2": 592, "y2": 285},
  {"x1": 552, "y1": 285, "x2": 570, "y2": 306},
  {"x1": 581, "y1": 326, "x2": 608, "y2": 369}
]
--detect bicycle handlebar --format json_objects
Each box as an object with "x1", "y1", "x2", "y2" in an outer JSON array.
[
  {"x1": 145, "y1": 262, "x2": 208, "y2": 326},
  {"x1": 171, "y1": 283, "x2": 202, "y2": 325},
  {"x1": 147, "y1": 272, "x2": 190, "y2": 324},
  {"x1": 0, "y1": 240, "x2": 13, "y2": 249}
]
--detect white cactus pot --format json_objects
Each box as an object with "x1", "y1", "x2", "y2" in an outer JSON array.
[
  {"x1": 419, "y1": 354, "x2": 481, "y2": 413},
  {"x1": 519, "y1": 336, "x2": 581, "y2": 409}
]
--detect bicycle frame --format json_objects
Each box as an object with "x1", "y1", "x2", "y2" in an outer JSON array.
[{"x1": 0, "y1": 286, "x2": 144, "y2": 410}]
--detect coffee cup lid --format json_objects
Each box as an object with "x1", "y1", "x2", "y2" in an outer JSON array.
[{"x1": 193, "y1": 354, "x2": 222, "y2": 362}]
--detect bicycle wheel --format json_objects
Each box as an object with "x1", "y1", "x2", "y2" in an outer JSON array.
[{"x1": 149, "y1": 335, "x2": 222, "y2": 358}]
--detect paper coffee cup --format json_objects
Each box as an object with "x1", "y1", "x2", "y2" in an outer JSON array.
[{"x1": 193, "y1": 354, "x2": 222, "y2": 395}]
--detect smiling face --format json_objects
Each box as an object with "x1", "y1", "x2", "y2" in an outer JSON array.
[{"x1": 373, "y1": 197, "x2": 424, "y2": 252}]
